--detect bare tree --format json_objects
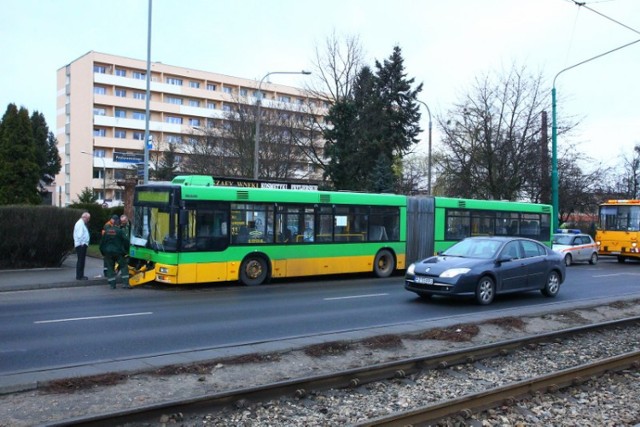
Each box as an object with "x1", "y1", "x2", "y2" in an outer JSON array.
[
  {"x1": 307, "y1": 30, "x2": 364, "y2": 103},
  {"x1": 435, "y1": 65, "x2": 554, "y2": 201}
]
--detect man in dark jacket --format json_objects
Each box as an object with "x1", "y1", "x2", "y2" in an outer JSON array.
[{"x1": 100, "y1": 215, "x2": 130, "y2": 289}]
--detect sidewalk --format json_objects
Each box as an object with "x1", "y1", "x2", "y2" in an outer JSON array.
[{"x1": 0, "y1": 254, "x2": 106, "y2": 292}]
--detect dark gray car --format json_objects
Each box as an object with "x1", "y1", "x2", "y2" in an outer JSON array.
[{"x1": 405, "y1": 236, "x2": 566, "y2": 305}]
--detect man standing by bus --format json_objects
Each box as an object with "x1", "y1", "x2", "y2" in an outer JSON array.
[
  {"x1": 100, "y1": 215, "x2": 130, "y2": 289},
  {"x1": 73, "y1": 211, "x2": 91, "y2": 280}
]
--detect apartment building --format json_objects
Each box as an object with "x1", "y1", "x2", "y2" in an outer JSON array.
[{"x1": 54, "y1": 51, "x2": 322, "y2": 206}]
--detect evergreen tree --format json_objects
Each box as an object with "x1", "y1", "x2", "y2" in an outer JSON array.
[
  {"x1": 155, "y1": 142, "x2": 179, "y2": 181},
  {"x1": 323, "y1": 46, "x2": 422, "y2": 192},
  {"x1": 0, "y1": 104, "x2": 41, "y2": 204},
  {"x1": 31, "y1": 111, "x2": 61, "y2": 193},
  {"x1": 74, "y1": 187, "x2": 98, "y2": 204}
]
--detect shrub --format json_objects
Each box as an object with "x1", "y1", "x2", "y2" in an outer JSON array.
[{"x1": 0, "y1": 205, "x2": 82, "y2": 269}]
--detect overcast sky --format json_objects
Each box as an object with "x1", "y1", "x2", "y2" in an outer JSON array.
[{"x1": 1, "y1": 0, "x2": 639, "y2": 169}]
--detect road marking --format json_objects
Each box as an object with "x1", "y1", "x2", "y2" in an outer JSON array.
[
  {"x1": 324, "y1": 293, "x2": 388, "y2": 301},
  {"x1": 593, "y1": 273, "x2": 640, "y2": 278},
  {"x1": 34, "y1": 312, "x2": 153, "y2": 324}
]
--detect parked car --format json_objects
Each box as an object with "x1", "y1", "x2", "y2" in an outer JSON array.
[
  {"x1": 405, "y1": 236, "x2": 565, "y2": 305},
  {"x1": 552, "y1": 229, "x2": 598, "y2": 266}
]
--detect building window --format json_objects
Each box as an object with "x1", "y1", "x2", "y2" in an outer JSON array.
[
  {"x1": 133, "y1": 92, "x2": 146, "y2": 100},
  {"x1": 133, "y1": 71, "x2": 145, "y2": 80},
  {"x1": 207, "y1": 101, "x2": 216, "y2": 109},
  {"x1": 115, "y1": 88, "x2": 126, "y2": 97},
  {"x1": 115, "y1": 68, "x2": 126, "y2": 77},
  {"x1": 167, "y1": 96, "x2": 183, "y2": 105},
  {"x1": 166, "y1": 77, "x2": 183, "y2": 86},
  {"x1": 95, "y1": 149, "x2": 106, "y2": 158},
  {"x1": 115, "y1": 109, "x2": 126, "y2": 118},
  {"x1": 94, "y1": 65, "x2": 107, "y2": 74},
  {"x1": 94, "y1": 86, "x2": 106, "y2": 95},
  {"x1": 133, "y1": 131, "x2": 145, "y2": 140},
  {"x1": 223, "y1": 87, "x2": 232, "y2": 94},
  {"x1": 222, "y1": 104, "x2": 232, "y2": 112},
  {"x1": 189, "y1": 118, "x2": 200, "y2": 126},
  {"x1": 114, "y1": 190, "x2": 124, "y2": 201},
  {"x1": 189, "y1": 81, "x2": 200, "y2": 89},
  {"x1": 94, "y1": 128, "x2": 106, "y2": 137},
  {"x1": 188, "y1": 99, "x2": 200, "y2": 107},
  {"x1": 166, "y1": 135, "x2": 182, "y2": 144},
  {"x1": 166, "y1": 116, "x2": 183, "y2": 124},
  {"x1": 94, "y1": 107, "x2": 106, "y2": 116},
  {"x1": 132, "y1": 111, "x2": 146, "y2": 120},
  {"x1": 240, "y1": 88, "x2": 248, "y2": 97},
  {"x1": 115, "y1": 129, "x2": 127, "y2": 139},
  {"x1": 206, "y1": 118, "x2": 216, "y2": 128},
  {"x1": 206, "y1": 83, "x2": 216, "y2": 91},
  {"x1": 278, "y1": 96, "x2": 291, "y2": 103}
]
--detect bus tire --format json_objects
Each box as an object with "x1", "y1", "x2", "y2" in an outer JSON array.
[
  {"x1": 617, "y1": 256, "x2": 626, "y2": 263},
  {"x1": 373, "y1": 249, "x2": 395, "y2": 278},
  {"x1": 239, "y1": 256, "x2": 269, "y2": 286}
]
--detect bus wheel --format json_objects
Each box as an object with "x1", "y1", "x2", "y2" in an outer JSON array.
[
  {"x1": 617, "y1": 256, "x2": 626, "y2": 263},
  {"x1": 374, "y1": 249, "x2": 395, "y2": 278},
  {"x1": 240, "y1": 256, "x2": 268, "y2": 286}
]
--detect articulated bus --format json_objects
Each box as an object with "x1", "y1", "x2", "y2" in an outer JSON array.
[
  {"x1": 127, "y1": 175, "x2": 552, "y2": 287},
  {"x1": 596, "y1": 199, "x2": 640, "y2": 263}
]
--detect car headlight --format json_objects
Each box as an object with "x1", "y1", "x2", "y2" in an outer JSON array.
[
  {"x1": 407, "y1": 263, "x2": 415, "y2": 275},
  {"x1": 440, "y1": 268, "x2": 471, "y2": 278}
]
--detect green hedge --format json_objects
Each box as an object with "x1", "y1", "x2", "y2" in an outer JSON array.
[{"x1": 0, "y1": 204, "x2": 124, "y2": 269}]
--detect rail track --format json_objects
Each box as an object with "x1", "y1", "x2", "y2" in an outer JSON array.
[{"x1": 48, "y1": 315, "x2": 640, "y2": 426}]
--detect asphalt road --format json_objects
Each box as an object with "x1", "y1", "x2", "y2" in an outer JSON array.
[{"x1": 1, "y1": 257, "x2": 639, "y2": 376}]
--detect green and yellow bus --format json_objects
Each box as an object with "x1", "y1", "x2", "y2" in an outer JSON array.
[{"x1": 127, "y1": 175, "x2": 552, "y2": 287}]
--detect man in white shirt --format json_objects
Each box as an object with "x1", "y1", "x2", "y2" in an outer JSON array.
[{"x1": 73, "y1": 212, "x2": 91, "y2": 280}]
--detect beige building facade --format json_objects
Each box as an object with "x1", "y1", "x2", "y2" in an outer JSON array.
[{"x1": 54, "y1": 51, "x2": 321, "y2": 206}]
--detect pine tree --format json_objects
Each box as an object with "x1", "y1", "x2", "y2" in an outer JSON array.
[
  {"x1": 0, "y1": 104, "x2": 41, "y2": 204},
  {"x1": 31, "y1": 111, "x2": 61, "y2": 193}
]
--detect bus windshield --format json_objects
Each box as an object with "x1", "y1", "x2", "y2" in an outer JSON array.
[
  {"x1": 600, "y1": 205, "x2": 640, "y2": 231},
  {"x1": 132, "y1": 205, "x2": 178, "y2": 251}
]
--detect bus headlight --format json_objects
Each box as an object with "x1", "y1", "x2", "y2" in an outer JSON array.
[{"x1": 159, "y1": 267, "x2": 169, "y2": 274}]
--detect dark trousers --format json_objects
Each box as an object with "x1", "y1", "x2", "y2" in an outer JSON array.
[{"x1": 76, "y1": 244, "x2": 88, "y2": 279}]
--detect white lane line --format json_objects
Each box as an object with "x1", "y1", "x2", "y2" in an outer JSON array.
[
  {"x1": 34, "y1": 312, "x2": 153, "y2": 324},
  {"x1": 324, "y1": 293, "x2": 388, "y2": 301},
  {"x1": 593, "y1": 273, "x2": 640, "y2": 278}
]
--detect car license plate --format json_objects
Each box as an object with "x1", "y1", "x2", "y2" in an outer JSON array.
[{"x1": 415, "y1": 276, "x2": 433, "y2": 285}]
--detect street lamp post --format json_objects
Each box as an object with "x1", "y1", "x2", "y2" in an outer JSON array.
[
  {"x1": 417, "y1": 100, "x2": 433, "y2": 194},
  {"x1": 142, "y1": 0, "x2": 153, "y2": 184},
  {"x1": 551, "y1": 38, "x2": 640, "y2": 231},
  {"x1": 253, "y1": 70, "x2": 311, "y2": 180},
  {"x1": 81, "y1": 150, "x2": 106, "y2": 202}
]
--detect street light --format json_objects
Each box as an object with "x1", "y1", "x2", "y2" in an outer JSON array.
[
  {"x1": 417, "y1": 100, "x2": 433, "y2": 194},
  {"x1": 551, "y1": 37, "x2": 640, "y2": 231},
  {"x1": 253, "y1": 70, "x2": 311, "y2": 180},
  {"x1": 142, "y1": 0, "x2": 153, "y2": 184},
  {"x1": 81, "y1": 150, "x2": 106, "y2": 202}
]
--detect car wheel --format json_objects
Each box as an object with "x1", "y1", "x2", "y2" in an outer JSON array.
[
  {"x1": 589, "y1": 252, "x2": 598, "y2": 265},
  {"x1": 373, "y1": 249, "x2": 395, "y2": 278},
  {"x1": 475, "y1": 276, "x2": 495, "y2": 305},
  {"x1": 564, "y1": 254, "x2": 572, "y2": 267},
  {"x1": 541, "y1": 270, "x2": 560, "y2": 297},
  {"x1": 239, "y1": 256, "x2": 268, "y2": 286}
]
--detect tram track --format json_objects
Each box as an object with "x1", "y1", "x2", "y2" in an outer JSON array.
[{"x1": 49, "y1": 315, "x2": 640, "y2": 426}]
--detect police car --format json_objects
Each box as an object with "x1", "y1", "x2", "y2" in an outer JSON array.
[{"x1": 552, "y1": 229, "x2": 598, "y2": 266}]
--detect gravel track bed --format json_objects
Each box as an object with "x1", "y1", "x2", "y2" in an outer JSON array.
[{"x1": 1, "y1": 302, "x2": 640, "y2": 426}]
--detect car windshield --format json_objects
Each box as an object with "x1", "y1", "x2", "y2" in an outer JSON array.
[
  {"x1": 553, "y1": 235, "x2": 574, "y2": 245},
  {"x1": 443, "y1": 239, "x2": 502, "y2": 259}
]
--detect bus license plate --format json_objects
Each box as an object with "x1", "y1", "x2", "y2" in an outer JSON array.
[{"x1": 415, "y1": 276, "x2": 433, "y2": 285}]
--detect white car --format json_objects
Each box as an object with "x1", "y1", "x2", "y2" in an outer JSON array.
[{"x1": 552, "y1": 230, "x2": 598, "y2": 266}]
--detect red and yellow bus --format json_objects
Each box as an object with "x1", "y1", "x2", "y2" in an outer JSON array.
[{"x1": 596, "y1": 199, "x2": 640, "y2": 262}]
